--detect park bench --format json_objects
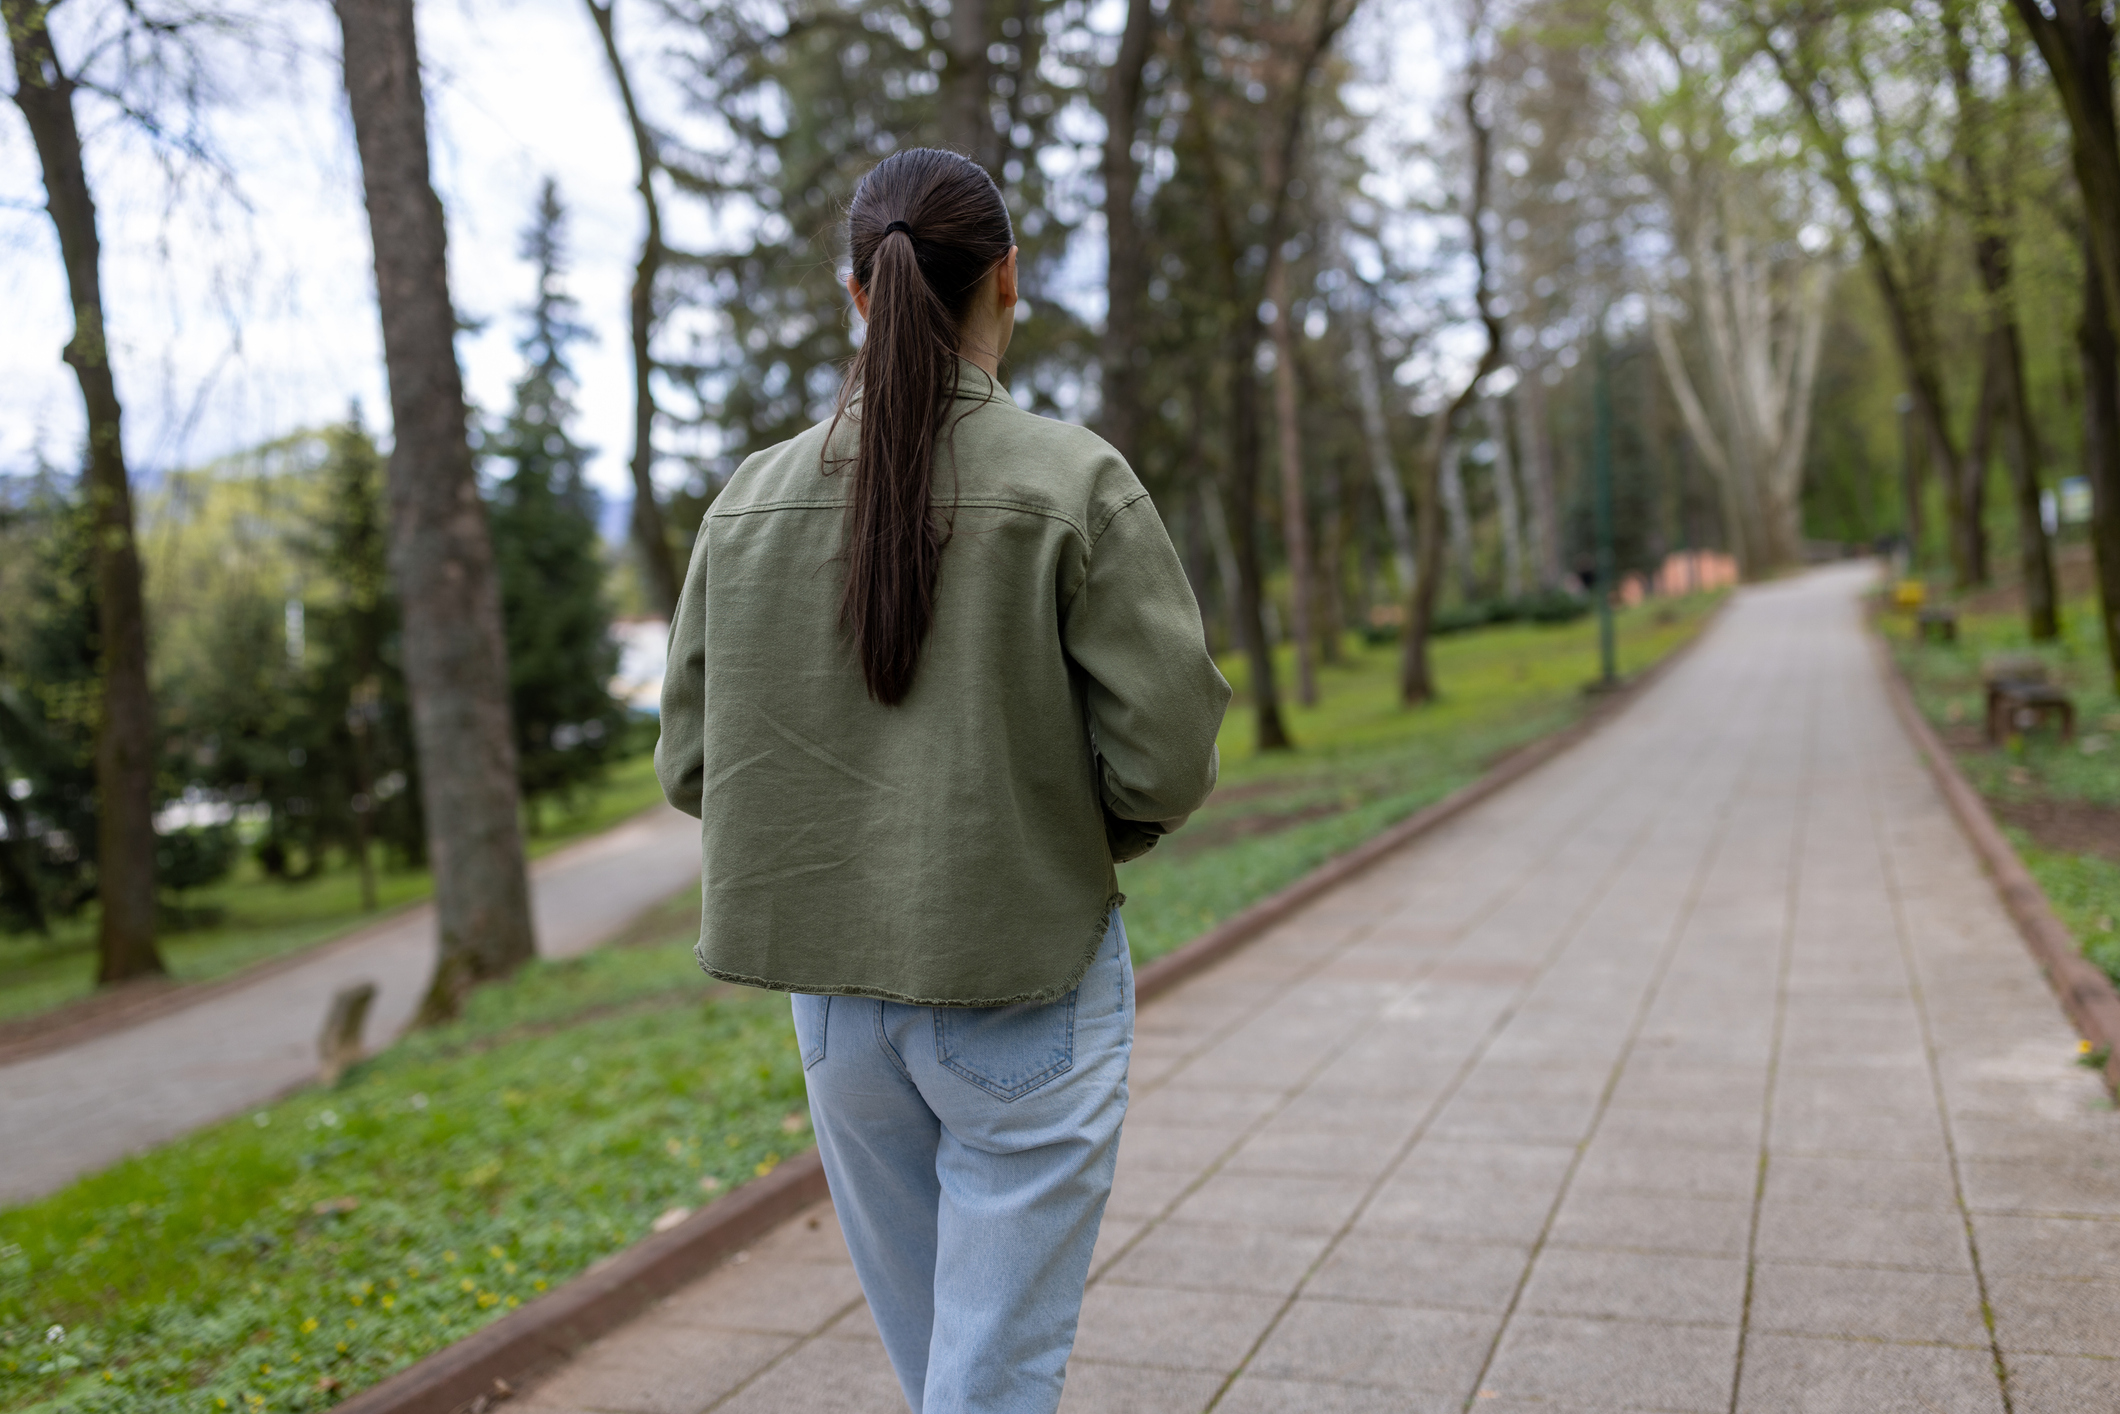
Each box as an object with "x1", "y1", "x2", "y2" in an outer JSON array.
[
  {"x1": 1984, "y1": 654, "x2": 2075, "y2": 744},
  {"x1": 1917, "y1": 605, "x2": 1959, "y2": 642}
]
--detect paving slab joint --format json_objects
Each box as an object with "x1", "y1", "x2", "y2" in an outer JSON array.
[
  {"x1": 1871, "y1": 625, "x2": 2120, "y2": 1098},
  {"x1": 330, "y1": 595, "x2": 1735, "y2": 1414}
]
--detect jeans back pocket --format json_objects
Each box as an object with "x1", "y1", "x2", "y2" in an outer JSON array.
[
  {"x1": 934, "y1": 991, "x2": 1077, "y2": 1102},
  {"x1": 792, "y1": 994, "x2": 830, "y2": 1071}
]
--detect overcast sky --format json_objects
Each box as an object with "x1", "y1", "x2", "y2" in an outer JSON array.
[
  {"x1": 1, "y1": 0, "x2": 692, "y2": 506},
  {"x1": 2, "y1": 0, "x2": 1447, "y2": 508}
]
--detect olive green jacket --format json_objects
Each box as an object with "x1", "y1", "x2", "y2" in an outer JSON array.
[{"x1": 655, "y1": 365, "x2": 1231, "y2": 1006}]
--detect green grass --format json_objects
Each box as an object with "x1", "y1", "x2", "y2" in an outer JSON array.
[
  {"x1": 1888, "y1": 589, "x2": 2120, "y2": 988},
  {"x1": 1118, "y1": 596, "x2": 1726, "y2": 961},
  {"x1": 0, "y1": 754, "x2": 670, "y2": 1027},
  {"x1": 0, "y1": 892, "x2": 808, "y2": 1414},
  {"x1": 0, "y1": 595, "x2": 1726, "y2": 1412},
  {"x1": 2009, "y1": 832, "x2": 2120, "y2": 987}
]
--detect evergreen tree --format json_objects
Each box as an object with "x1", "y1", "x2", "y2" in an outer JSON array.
[
  {"x1": 156, "y1": 417, "x2": 424, "y2": 892},
  {"x1": 487, "y1": 180, "x2": 623, "y2": 826},
  {"x1": 298, "y1": 414, "x2": 424, "y2": 893},
  {"x1": 0, "y1": 472, "x2": 101, "y2": 926}
]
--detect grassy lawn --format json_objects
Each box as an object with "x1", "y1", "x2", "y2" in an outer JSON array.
[
  {"x1": 0, "y1": 754, "x2": 670, "y2": 1027},
  {"x1": 0, "y1": 892, "x2": 805, "y2": 1414},
  {"x1": 0, "y1": 594, "x2": 1725, "y2": 1413},
  {"x1": 1886, "y1": 588, "x2": 2120, "y2": 989}
]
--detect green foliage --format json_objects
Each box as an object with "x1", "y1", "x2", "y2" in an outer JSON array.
[
  {"x1": 1421, "y1": 589, "x2": 1593, "y2": 639},
  {"x1": 0, "y1": 474, "x2": 103, "y2": 926},
  {"x1": 486, "y1": 181, "x2": 624, "y2": 821},
  {"x1": 653, "y1": 0, "x2": 1090, "y2": 513},
  {"x1": 152, "y1": 419, "x2": 425, "y2": 882},
  {"x1": 153, "y1": 827, "x2": 238, "y2": 897},
  {"x1": 0, "y1": 914, "x2": 808, "y2": 1414}
]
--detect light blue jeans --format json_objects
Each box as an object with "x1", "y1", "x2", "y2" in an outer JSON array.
[{"x1": 791, "y1": 910, "x2": 1133, "y2": 1414}]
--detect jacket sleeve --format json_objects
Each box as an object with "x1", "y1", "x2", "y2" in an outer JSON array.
[
  {"x1": 1062, "y1": 493, "x2": 1232, "y2": 843},
  {"x1": 654, "y1": 524, "x2": 710, "y2": 819}
]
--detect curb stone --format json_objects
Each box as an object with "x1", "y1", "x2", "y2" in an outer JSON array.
[
  {"x1": 332, "y1": 597, "x2": 1730, "y2": 1414},
  {"x1": 1873, "y1": 630, "x2": 2120, "y2": 1097}
]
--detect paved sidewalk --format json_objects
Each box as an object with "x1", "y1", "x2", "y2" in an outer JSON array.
[
  {"x1": 1, "y1": 805, "x2": 701, "y2": 1204},
  {"x1": 520, "y1": 565, "x2": 2118, "y2": 1412}
]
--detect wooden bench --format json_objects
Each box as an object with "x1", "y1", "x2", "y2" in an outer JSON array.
[
  {"x1": 1984, "y1": 654, "x2": 2075, "y2": 744},
  {"x1": 1917, "y1": 606, "x2": 1959, "y2": 642}
]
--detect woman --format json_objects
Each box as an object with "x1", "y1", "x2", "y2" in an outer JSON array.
[{"x1": 656, "y1": 148, "x2": 1228, "y2": 1414}]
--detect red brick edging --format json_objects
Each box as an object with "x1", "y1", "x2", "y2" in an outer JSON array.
[
  {"x1": 1873, "y1": 633, "x2": 2120, "y2": 1097},
  {"x1": 335, "y1": 604, "x2": 1727, "y2": 1414}
]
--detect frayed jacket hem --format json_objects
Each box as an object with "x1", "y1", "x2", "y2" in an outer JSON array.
[{"x1": 692, "y1": 893, "x2": 1125, "y2": 1008}]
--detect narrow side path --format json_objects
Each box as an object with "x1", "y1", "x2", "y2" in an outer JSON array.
[
  {"x1": 0, "y1": 805, "x2": 701, "y2": 1204},
  {"x1": 511, "y1": 564, "x2": 2119, "y2": 1414}
]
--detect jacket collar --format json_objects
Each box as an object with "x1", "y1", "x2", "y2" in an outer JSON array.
[{"x1": 846, "y1": 357, "x2": 1014, "y2": 411}]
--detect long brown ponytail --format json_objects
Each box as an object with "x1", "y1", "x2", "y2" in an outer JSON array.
[{"x1": 833, "y1": 149, "x2": 1014, "y2": 705}]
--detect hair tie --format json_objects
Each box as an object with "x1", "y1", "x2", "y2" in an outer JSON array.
[{"x1": 884, "y1": 220, "x2": 914, "y2": 239}]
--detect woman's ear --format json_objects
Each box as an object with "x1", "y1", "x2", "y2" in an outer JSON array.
[
  {"x1": 846, "y1": 273, "x2": 870, "y2": 321},
  {"x1": 997, "y1": 247, "x2": 1019, "y2": 310}
]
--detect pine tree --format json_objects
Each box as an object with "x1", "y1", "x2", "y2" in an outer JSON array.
[
  {"x1": 488, "y1": 179, "x2": 623, "y2": 827},
  {"x1": 302, "y1": 413, "x2": 424, "y2": 897},
  {"x1": 0, "y1": 472, "x2": 101, "y2": 926}
]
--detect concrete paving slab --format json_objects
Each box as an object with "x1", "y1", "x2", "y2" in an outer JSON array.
[
  {"x1": 1732, "y1": 1334, "x2": 2006, "y2": 1414},
  {"x1": 1481, "y1": 1314, "x2": 1739, "y2": 1410},
  {"x1": 504, "y1": 567, "x2": 2120, "y2": 1413},
  {"x1": 1242, "y1": 1298, "x2": 1495, "y2": 1392},
  {"x1": 1746, "y1": 1261, "x2": 1990, "y2": 1346}
]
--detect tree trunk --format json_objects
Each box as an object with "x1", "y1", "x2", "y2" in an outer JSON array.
[
  {"x1": 1401, "y1": 412, "x2": 1454, "y2": 704},
  {"x1": 2010, "y1": 0, "x2": 2120, "y2": 341},
  {"x1": 1180, "y1": 491, "x2": 1214, "y2": 648},
  {"x1": 585, "y1": 0, "x2": 681, "y2": 618},
  {"x1": 1994, "y1": 318, "x2": 2058, "y2": 639},
  {"x1": 335, "y1": 0, "x2": 537, "y2": 1022},
  {"x1": 1099, "y1": 0, "x2": 1156, "y2": 467},
  {"x1": 943, "y1": 0, "x2": 999, "y2": 171},
  {"x1": 3, "y1": 2, "x2": 164, "y2": 984},
  {"x1": 1769, "y1": 43, "x2": 1964, "y2": 578},
  {"x1": 1948, "y1": 20, "x2": 2058, "y2": 634},
  {"x1": 1489, "y1": 395, "x2": 1526, "y2": 600},
  {"x1": 1955, "y1": 348, "x2": 1994, "y2": 589},
  {"x1": 1400, "y1": 43, "x2": 1505, "y2": 705},
  {"x1": 1440, "y1": 437, "x2": 1477, "y2": 602},
  {"x1": 1516, "y1": 374, "x2": 1563, "y2": 588},
  {"x1": 1198, "y1": 478, "x2": 1245, "y2": 658},
  {"x1": 1269, "y1": 257, "x2": 1318, "y2": 705},
  {"x1": 2079, "y1": 239, "x2": 2120, "y2": 689},
  {"x1": 1349, "y1": 289, "x2": 1416, "y2": 596},
  {"x1": 1223, "y1": 321, "x2": 1293, "y2": 749},
  {"x1": 1317, "y1": 455, "x2": 1347, "y2": 664}
]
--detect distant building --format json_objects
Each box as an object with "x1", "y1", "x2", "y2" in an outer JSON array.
[{"x1": 610, "y1": 617, "x2": 669, "y2": 714}]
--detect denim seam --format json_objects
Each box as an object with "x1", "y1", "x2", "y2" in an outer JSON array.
[
  {"x1": 872, "y1": 999, "x2": 917, "y2": 1086},
  {"x1": 797, "y1": 994, "x2": 829, "y2": 1071}
]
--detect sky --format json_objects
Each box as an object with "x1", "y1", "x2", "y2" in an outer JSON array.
[
  {"x1": 2, "y1": 0, "x2": 679, "y2": 507},
  {"x1": 1, "y1": 0, "x2": 1450, "y2": 510}
]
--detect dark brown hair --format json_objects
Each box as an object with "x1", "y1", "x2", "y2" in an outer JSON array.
[{"x1": 832, "y1": 148, "x2": 1014, "y2": 705}]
